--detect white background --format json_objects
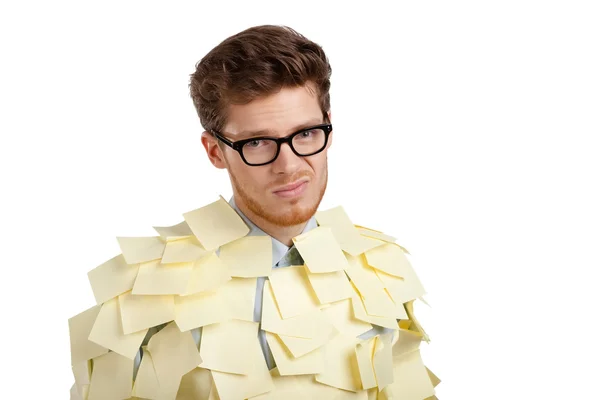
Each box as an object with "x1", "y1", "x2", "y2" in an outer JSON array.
[{"x1": 1, "y1": 0, "x2": 599, "y2": 398}]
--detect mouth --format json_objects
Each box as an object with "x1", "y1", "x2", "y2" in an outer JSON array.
[{"x1": 273, "y1": 180, "x2": 309, "y2": 198}]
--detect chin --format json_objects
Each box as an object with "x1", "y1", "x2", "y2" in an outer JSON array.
[
  {"x1": 235, "y1": 174, "x2": 327, "y2": 228},
  {"x1": 267, "y1": 194, "x2": 319, "y2": 226}
]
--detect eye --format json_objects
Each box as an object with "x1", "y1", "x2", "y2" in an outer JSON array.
[{"x1": 246, "y1": 139, "x2": 263, "y2": 148}]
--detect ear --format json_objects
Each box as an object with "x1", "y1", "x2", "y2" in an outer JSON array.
[{"x1": 201, "y1": 131, "x2": 227, "y2": 169}]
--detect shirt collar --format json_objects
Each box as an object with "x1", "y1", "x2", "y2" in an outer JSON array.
[{"x1": 228, "y1": 196, "x2": 318, "y2": 267}]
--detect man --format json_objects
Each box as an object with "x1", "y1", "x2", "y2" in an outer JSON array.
[
  {"x1": 69, "y1": 25, "x2": 438, "y2": 400},
  {"x1": 190, "y1": 24, "x2": 391, "y2": 370}
]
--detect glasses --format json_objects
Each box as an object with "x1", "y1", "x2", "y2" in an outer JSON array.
[{"x1": 211, "y1": 123, "x2": 333, "y2": 166}]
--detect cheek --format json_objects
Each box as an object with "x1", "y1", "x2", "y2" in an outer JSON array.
[
  {"x1": 236, "y1": 165, "x2": 269, "y2": 191},
  {"x1": 309, "y1": 156, "x2": 327, "y2": 180}
]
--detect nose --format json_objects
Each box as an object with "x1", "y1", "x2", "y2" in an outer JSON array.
[{"x1": 271, "y1": 142, "x2": 302, "y2": 174}]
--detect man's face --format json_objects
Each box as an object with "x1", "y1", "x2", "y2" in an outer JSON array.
[{"x1": 202, "y1": 82, "x2": 332, "y2": 227}]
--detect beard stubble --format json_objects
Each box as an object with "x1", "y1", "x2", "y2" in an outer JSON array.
[{"x1": 229, "y1": 164, "x2": 328, "y2": 227}]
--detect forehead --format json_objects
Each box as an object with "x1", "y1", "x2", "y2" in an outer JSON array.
[{"x1": 223, "y1": 83, "x2": 323, "y2": 139}]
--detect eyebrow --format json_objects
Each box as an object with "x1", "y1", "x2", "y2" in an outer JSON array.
[{"x1": 234, "y1": 118, "x2": 324, "y2": 140}]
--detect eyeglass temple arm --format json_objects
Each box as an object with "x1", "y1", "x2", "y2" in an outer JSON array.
[{"x1": 212, "y1": 131, "x2": 235, "y2": 149}]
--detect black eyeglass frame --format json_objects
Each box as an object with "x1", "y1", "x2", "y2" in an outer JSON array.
[{"x1": 211, "y1": 123, "x2": 333, "y2": 166}]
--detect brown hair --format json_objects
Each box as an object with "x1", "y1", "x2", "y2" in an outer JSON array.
[{"x1": 189, "y1": 25, "x2": 332, "y2": 134}]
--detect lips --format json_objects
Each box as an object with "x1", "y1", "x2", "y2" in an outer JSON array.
[
  {"x1": 273, "y1": 180, "x2": 309, "y2": 198},
  {"x1": 274, "y1": 180, "x2": 308, "y2": 193}
]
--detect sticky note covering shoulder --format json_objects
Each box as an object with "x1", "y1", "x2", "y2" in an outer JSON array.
[{"x1": 68, "y1": 198, "x2": 440, "y2": 399}]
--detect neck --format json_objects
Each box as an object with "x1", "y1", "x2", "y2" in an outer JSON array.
[{"x1": 234, "y1": 196, "x2": 307, "y2": 247}]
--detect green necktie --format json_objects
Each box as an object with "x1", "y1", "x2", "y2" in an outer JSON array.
[{"x1": 276, "y1": 245, "x2": 304, "y2": 267}]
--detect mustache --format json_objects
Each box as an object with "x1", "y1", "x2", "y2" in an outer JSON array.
[{"x1": 271, "y1": 170, "x2": 313, "y2": 188}]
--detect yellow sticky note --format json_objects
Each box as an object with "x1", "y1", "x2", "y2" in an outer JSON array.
[
  {"x1": 118, "y1": 290, "x2": 175, "y2": 334},
  {"x1": 371, "y1": 282, "x2": 408, "y2": 320},
  {"x1": 405, "y1": 300, "x2": 429, "y2": 342},
  {"x1": 361, "y1": 289, "x2": 397, "y2": 319},
  {"x1": 335, "y1": 389, "x2": 370, "y2": 400},
  {"x1": 148, "y1": 322, "x2": 202, "y2": 391},
  {"x1": 378, "y1": 386, "x2": 393, "y2": 400},
  {"x1": 342, "y1": 235, "x2": 386, "y2": 257},
  {"x1": 367, "y1": 388, "x2": 378, "y2": 400},
  {"x1": 250, "y1": 369, "x2": 369, "y2": 400},
  {"x1": 132, "y1": 347, "x2": 160, "y2": 399},
  {"x1": 314, "y1": 206, "x2": 357, "y2": 238},
  {"x1": 88, "y1": 297, "x2": 147, "y2": 359},
  {"x1": 72, "y1": 360, "x2": 91, "y2": 389},
  {"x1": 69, "y1": 383, "x2": 80, "y2": 400},
  {"x1": 392, "y1": 329, "x2": 423, "y2": 357},
  {"x1": 384, "y1": 287, "x2": 410, "y2": 320},
  {"x1": 388, "y1": 349, "x2": 435, "y2": 399},
  {"x1": 68, "y1": 304, "x2": 109, "y2": 365},
  {"x1": 207, "y1": 379, "x2": 220, "y2": 400},
  {"x1": 87, "y1": 351, "x2": 133, "y2": 400},
  {"x1": 210, "y1": 331, "x2": 274, "y2": 400},
  {"x1": 200, "y1": 319, "x2": 258, "y2": 374},
  {"x1": 153, "y1": 220, "x2": 193, "y2": 241},
  {"x1": 293, "y1": 226, "x2": 349, "y2": 273},
  {"x1": 267, "y1": 332, "x2": 325, "y2": 375},
  {"x1": 316, "y1": 206, "x2": 385, "y2": 256},
  {"x1": 176, "y1": 367, "x2": 212, "y2": 400},
  {"x1": 183, "y1": 252, "x2": 231, "y2": 295},
  {"x1": 426, "y1": 367, "x2": 441, "y2": 388},
  {"x1": 365, "y1": 243, "x2": 411, "y2": 277},
  {"x1": 373, "y1": 259, "x2": 427, "y2": 305},
  {"x1": 344, "y1": 253, "x2": 385, "y2": 297},
  {"x1": 221, "y1": 277, "x2": 256, "y2": 322},
  {"x1": 161, "y1": 236, "x2": 210, "y2": 264},
  {"x1": 315, "y1": 333, "x2": 363, "y2": 392},
  {"x1": 278, "y1": 326, "x2": 336, "y2": 359},
  {"x1": 261, "y1": 280, "x2": 328, "y2": 339},
  {"x1": 373, "y1": 334, "x2": 394, "y2": 390},
  {"x1": 87, "y1": 254, "x2": 140, "y2": 305},
  {"x1": 132, "y1": 260, "x2": 193, "y2": 295},
  {"x1": 269, "y1": 266, "x2": 320, "y2": 318},
  {"x1": 175, "y1": 289, "x2": 231, "y2": 332},
  {"x1": 355, "y1": 336, "x2": 377, "y2": 390},
  {"x1": 117, "y1": 236, "x2": 166, "y2": 264},
  {"x1": 247, "y1": 369, "x2": 301, "y2": 399},
  {"x1": 183, "y1": 196, "x2": 250, "y2": 251},
  {"x1": 345, "y1": 255, "x2": 398, "y2": 319},
  {"x1": 72, "y1": 382, "x2": 89, "y2": 400},
  {"x1": 356, "y1": 227, "x2": 397, "y2": 244},
  {"x1": 218, "y1": 235, "x2": 273, "y2": 277},
  {"x1": 349, "y1": 284, "x2": 399, "y2": 331},
  {"x1": 321, "y1": 299, "x2": 373, "y2": 337},
  {"x1": 305, "y1": 268, "x2": 353, "y2": 304},
  {"x1": 81, "y1": 385, "x2": 91, "y2": 400},
  {"x1": 395, "y1": 243, "x2": 411, "y2": 255}
]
